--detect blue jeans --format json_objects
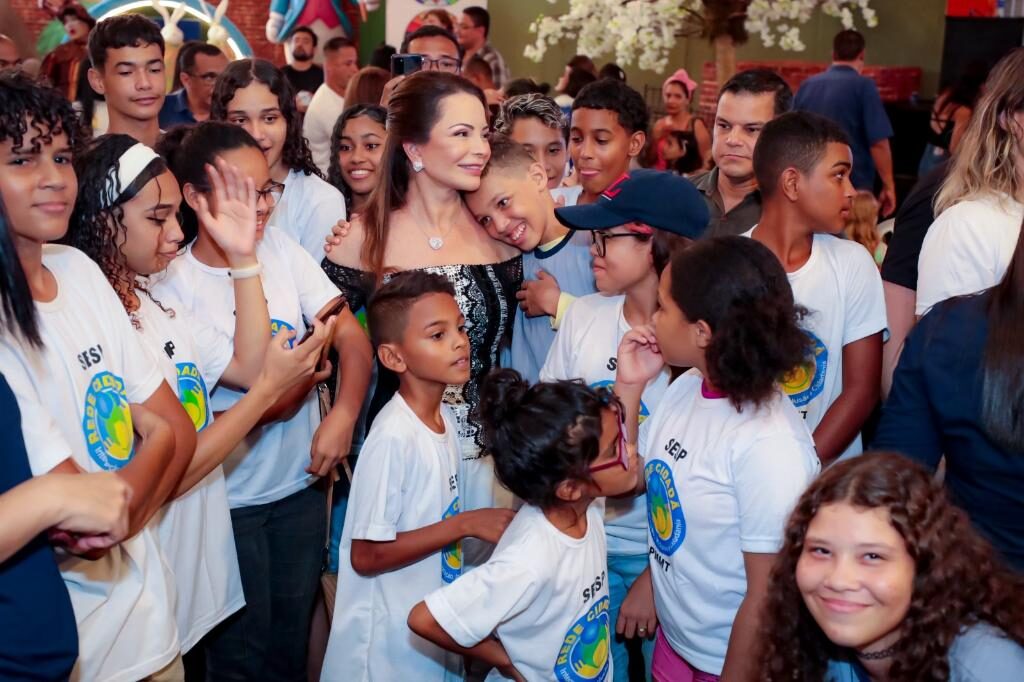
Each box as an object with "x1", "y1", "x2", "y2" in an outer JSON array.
[
  {"x1": 609, "y1": 553, "x2": 655, "y2": 682},
  {"x1": 204, "y1": 484, "x2": 327, "y2": 681}
]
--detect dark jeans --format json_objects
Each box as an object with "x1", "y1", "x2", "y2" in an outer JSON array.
[{"x1": 203, "y1": 484, "x2": 327, "y2": 681}]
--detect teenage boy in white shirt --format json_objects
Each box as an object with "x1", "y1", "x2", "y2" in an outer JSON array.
[
  {"x1": 321, "y1": 271, "x2": 515, "y2": 681},
  {"x1": 747, "y1": 111, "x2": 886, "y2": 465},
  {"x1": 87, "y1": 15, "x2": 166, "y2": 147}
]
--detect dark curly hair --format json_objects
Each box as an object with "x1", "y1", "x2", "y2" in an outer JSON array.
[
  {"x1": 476, "y1": 368, "x2": 612, "y2": 509},
  {"x1": 210, "y1": 59, "x2": 321, "y2": 179},
  {"x1": 761, "y1": 451, "x2": 1024, "y2": 681},
  {"x1": 0, "y1": 198, "x2": 40, "y2": 347},
  {"x1": 0, "y1": 70, "x2": 86, "y2": 155},
  {"x1": 669, "y1": 236, "x2": 810, "y2": 410},
  {"x1": 156, "y1": 122, "x2": 262, "y2": 245},
  {"x1": 327, "y1": 104, "x2": 387, "y2": 205},
  {"x1": 65, "y1": 134, "x2": 171, "y2": 329}
]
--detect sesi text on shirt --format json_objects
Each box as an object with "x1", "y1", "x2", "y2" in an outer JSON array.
[{"x1": 0, "y1": 245, "x2": 180, "y2": 682}]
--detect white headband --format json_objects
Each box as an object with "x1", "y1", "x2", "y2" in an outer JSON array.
[{"x1": 100, "y1": 142, "x2": 161, "y2": 209}]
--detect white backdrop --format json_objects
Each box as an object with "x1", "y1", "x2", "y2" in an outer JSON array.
[{"x1": 385, "y1": 0, "x2": 487, "y2": 49}]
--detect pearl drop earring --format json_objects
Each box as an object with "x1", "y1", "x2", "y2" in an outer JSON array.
[{"x1": 412, "y1": 159, "x2": 424, "y2": 172}]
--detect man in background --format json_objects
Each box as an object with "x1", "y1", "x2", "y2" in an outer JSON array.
[
  {"x1": 304, "y1": 36, "x2": 359, "y2": 174},
  {"x1": 283, "y1": 26, "x2": 324, "y2": 113},
  {"x1": 795, "y1": 29, "x2": 896, "y2": 216},
  {"x1": 159, "y1": 42, "x2": 228, "y2": 128},
  {"x1": 455, "y1": 6, "x2": 508, "y2": 89}
]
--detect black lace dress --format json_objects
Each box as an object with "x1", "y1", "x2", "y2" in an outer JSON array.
[{"x1": 321, "y1": 256, "x2": 523, "y2": 458}]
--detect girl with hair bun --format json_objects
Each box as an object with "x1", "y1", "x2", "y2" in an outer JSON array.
[
  {"x1": 615, "y1": 235, "x2": 820, "y2": 681},
  {"x1": 760, "y1": 451, "x2": 1024, "y2": 681},
  {"x1": 212, "y1": 58, "x2": 347, "y2": 258},
  {"x1": 409, "y1": 368, "x2": 638, "y2": 681},
  {"x1": 64, "y1": 132, "x2": 332, "y2": 663}
]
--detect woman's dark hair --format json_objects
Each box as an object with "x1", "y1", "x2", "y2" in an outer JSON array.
[
  {"x1": 328, "y1": 104, "x2": 387, "y2": 203},
  {"x1": 667, "y1": 129, "x2": 705, "y2": 175},
  {"x1": 564, "y1": 68, "x2": 597, "y2": 99},
  {"x1": 503, "y1": 78, "x2": 549, "y2": 98},
  {"x1": 362, "y1": 71, "x2": 486, "y2": 277},
  {"x1": 980, "y1": 215, "x2": 1024, "y2": 451},
  {"x1": 477, "y1": 369, "x2": 609, "y2": 509},
  {"x1": 368, "y1": 43, "x2": 396, "y2": 71},
  {"x1": 761, "y1": 451, "x2": 1024, "y2": 681},
  {"x1": 65, "y1": 134, "x2": 169, "y2": 329},
  {"x1": 0, "y1": 198, "x2": 41, "y2": 346},
  {"x1": 210, "y1": 59, "x2": 321, "y2": 178},
  {"x1": 156, "y1": 121, "x2": 262, "y2": 244},
  {"x1": 598, "y1": 63, "x2": 626, "y2": 83},
  {"x1": 670, "y1": 236, "x2": 810, "y2": 409}
]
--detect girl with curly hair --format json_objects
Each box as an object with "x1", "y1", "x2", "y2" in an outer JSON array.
[
  {"x1": 211, "y1": 58, "x2": 347, "y2": 257},
  {"x1": 0, "y1": 69, "x2": 190, "y2": 681},
  {"x1": 760, "y1": 451, "x2": 1024, "y2": 681},
  {"x1": 615, "y1": 235, "x2": 820, "y2": 681},
  {"x1": 63, "y1": 132, "x2": 333, "y2": 666},
  {"x1": 327, "y1": 103, "x2": 386, "y2": 216},
  {"x1": 151, "y1": 120, "x2": 372, "y2": 679}
]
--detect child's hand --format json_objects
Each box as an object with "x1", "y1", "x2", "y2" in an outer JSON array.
[
  {"x1": 616, "y1": 567, "x2": 657, "y2": 641},
  {"x1": 324, "y1": 218, "x2": 352, "y2": 254},
  {"x1": 460, "y1": 508, "x2": 516, "y2": 544},
  {"x1": 195, "y1": 157, "x2": 259, "y2": 267},
  {"x1": 256, "y1": 320, "x2": 334, "y2": 400},
  {"x1": 616, "y1": 325, "x2": 664, "y2": 387},
  {"x1": 516, "y1": 270, "x2": 561, "y2": 317}
]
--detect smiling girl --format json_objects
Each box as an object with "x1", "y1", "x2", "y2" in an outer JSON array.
[
  {"x1": 761, "y1": 452, "x2": 1024, "y2": 681},
  {"x1": 212, "y1": 58, "x2": 347, "y2": 258},
  {"x1": 328, "y1": 104, "x2": 387, "y2": 217}
]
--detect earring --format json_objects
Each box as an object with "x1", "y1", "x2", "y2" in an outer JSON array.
[{"x1": 412, "y1": 159, "x2": 424, "y2": 173}]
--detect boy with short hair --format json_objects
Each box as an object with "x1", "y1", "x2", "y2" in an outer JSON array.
[
  {"x1": 494, "y1": 93, "x2": 581, "y2": 206},
  {"x1": 87, "y1": 14, "x2": 165, "y2": 147},
  {"x1": 749, "y1": 111, "x2": 886, "y2": 465},
  {"x1": 569, "y1": 79, "x2": 649, "y2": 205},
  {"x1": 465, "y1": 134, "x2": 596, "y2": 383},
  {"x1": 321, "y1": 271, "x2": 515, "y2": 680}
]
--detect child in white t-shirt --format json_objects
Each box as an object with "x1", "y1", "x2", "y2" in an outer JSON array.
[
  {"x1": 212, "y1": 58, "x2": 347, "y2": 258},
  {"x1": 65, "y1": 134, "x2": 337, "y2": 656},
  {"x1": 538, "y1": 168, "x2": 709, "y2": 680},
  {"x1": 747, "y1": 111, "x2": 886, "y2": 465},
  {"x1": 615, "y1": 236, "x2": 820, "y2": 680},
  {"x1": 410, "y1": 368, "x2": 641, "y2": 682},
  {"x1": 152, "y1": 121, "x2": 373, "y2": 679},
  {"x1": 0, "y1": 76, "x2": 190, "y2": 681},
  {"x1": 322, "y1": 271, "x2": 515, "y2": 681}
]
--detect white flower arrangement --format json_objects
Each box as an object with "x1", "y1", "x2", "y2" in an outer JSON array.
[{"x1": 526, "y1": 0, "x2": 880, "y2": 72}]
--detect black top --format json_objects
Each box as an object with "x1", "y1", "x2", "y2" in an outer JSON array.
[
  {"x1": 321, "y1": 257, "x2": 523, "y2": 449},
  {"x1": 873, "y1": 293, "x2": 1024, "y2": 571},
  {"x1": 880, "y1": 161, "x2": 950, "y2": 290},
  {"x1": 0, "y1": 373, "x2": 79, "y2": 679},
  {"x1": 283, "y1": 64, "x2": 324, "y2": 96}
]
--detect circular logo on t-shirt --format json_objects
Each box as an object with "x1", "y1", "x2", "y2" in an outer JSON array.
[
  {"x1": 645, "y1": 460, "x2": 685, "y2": 556},
  {"x1": 270, "y1": 318, "x2": 297, "y2": 348},
  {"x1": 177, "y1": 362, "x2": 211, "y2": 432},
  {"x1": 590, "y1": 380, "x2": 651, "y2": 423},
  {"x1": 554, "y1": 595, "x2": 610, "y2": 681},
  {"x1": 82, "y1": 371, "x2": 135, "y2": 470},
  {"x1": 441, "y1": 497, "x2": 462, "y2": 584},
  {"x1": 781, "y1": 329, "x2": 827, "y2": 408}
]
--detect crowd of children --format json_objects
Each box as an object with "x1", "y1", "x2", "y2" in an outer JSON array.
[{"x1": 1, "y1": 12, "x2": 1024, "y2": 682}]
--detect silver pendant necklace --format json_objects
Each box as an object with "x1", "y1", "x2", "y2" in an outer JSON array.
[{"x1": 417, "y1": 222, "x2": 456, "y2": 250}]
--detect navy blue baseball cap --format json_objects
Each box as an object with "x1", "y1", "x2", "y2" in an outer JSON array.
[{"x1": 554, "y1": 169, "x2": 710, "y2": 239}]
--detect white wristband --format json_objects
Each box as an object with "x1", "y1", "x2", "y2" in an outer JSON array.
[{"x1": 229, "y1": 262, "x2": 263, "y2": 279}]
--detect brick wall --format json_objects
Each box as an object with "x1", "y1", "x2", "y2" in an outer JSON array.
[
  {"x1": 697, "y1": 60, "x2": 923, "y2": 122},
  {"x1": 10, "y1": 0, "x2": 366, "y2": 63}
]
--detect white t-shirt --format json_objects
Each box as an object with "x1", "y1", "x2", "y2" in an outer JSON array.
[
  {"x1": 551, "y1": 185, "x2": 584, "y2": 207},
  {"x1": 322, "y1": 394, "x2": 463, "y2": 681},
  {"x1": 642, "y1": 370, "x2": 819, "y2": 674},
  {"x1": 151, "y1": 226, "x2": 340, "y2": 507},
  {"x1": 540, "y1": 293, "x2": 668, "y2": 556},
  {"x1": 425, "y1": 503, "x2": 612, "y2": 682},
  {"x1": 746, "y1": 229, "x2": 886, "y2": 461},
  {"x1": 271, "y1": 168, "x2": 347, "y2": 259},
  {"x1": 916, "y1": 193, "x2": 1024, "y2": 315},
  {"x1": 303, "y1": 84, "x2": 346, "y2": 176},
  {"x1": 134, "y1": 293, "x2": 244, "y2": 652},
  {"x1": 0, "y1": 245, "x2": 180, "y2": 682}
]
